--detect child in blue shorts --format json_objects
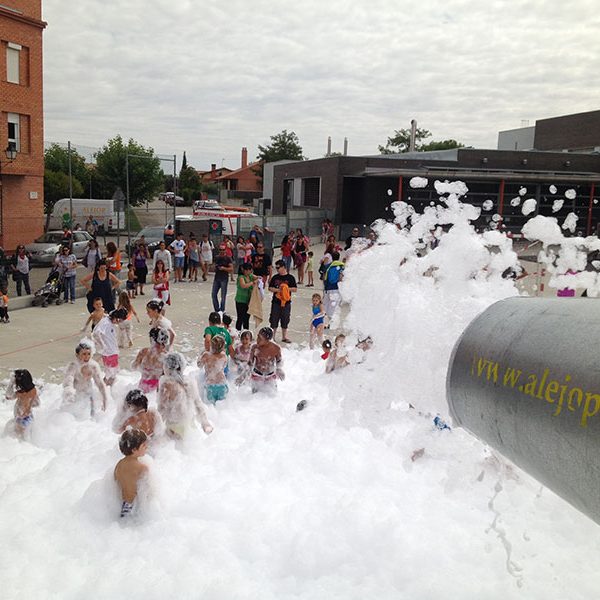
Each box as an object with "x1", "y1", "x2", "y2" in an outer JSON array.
[{"x1": 198, "y1": 334, "x2": 228, "y2": 404}]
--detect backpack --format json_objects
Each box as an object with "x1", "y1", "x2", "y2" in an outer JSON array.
[{"x1": 326, "y1": 263, "x2": 342, "y2": 285}]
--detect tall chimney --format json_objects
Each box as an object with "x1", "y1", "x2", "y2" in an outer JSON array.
[
  {"x1": 409, "y1": 119, "x2": 417, "y2": 152},
  {"x1": 343, "y1": 137, "x2": 348, "y2": 156},
  {"x1": 211, "y1": 163, "x2": 216, "y2": 178},
  {"x1": 241, "y1": 147, "x2": 248, "y2": 168},
  {"x1": 327, "y1": 136, "x2": 332, "y2": 157}
]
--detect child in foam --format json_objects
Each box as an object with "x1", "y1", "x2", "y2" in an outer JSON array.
[
  {"x1": 158, "y1": 352, "x2": 214, "y2": 439},
  {"x1": 4, "y1": 369, "x2": 40, "y2": 439},
  {"x1": 63, "y1": 340, "x2": 109, "y2": 417},
  {"x1": 131, "y1": 327, "x2": 169, "y2": 393},
  {"x1": 146, "y1": 299, "x2": 175, "y2": 349},
  {"x1": 198, "y1": 335, "x2": 228, "y2": 404},
  {"x1": 245, "y1": 327, "x2": 284, "y2": 394},
  {"x1": 326, "y1": 334, "x2": 350, "y2": 373},
  {"x1": 114, "y1": 389, "x2": 164, "y2": 441},
  {"x1": 233, "y1": 330, "x2": 253, "y2": 376},
  {"x1": 93, "y1": 308, "x2": 128, "y2": 386},
  {"x1": 114, "y1": 428, "x2": 149, "y2": 518}
]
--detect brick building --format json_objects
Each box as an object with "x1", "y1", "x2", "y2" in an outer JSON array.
[
  {"x1": 215, "y1": 147, "x2": 263, "y2": 203},
  {"x1": 0, "y1": 0, "x2": 46, "y2": 250}
]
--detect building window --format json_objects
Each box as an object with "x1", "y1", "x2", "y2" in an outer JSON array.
[
  {"x1": 302, "y1": 177, "x2": 321, "y2": 207},
  {"x1": 8, "y1": 113, "x2": 20, "y2": 151},
  {"x1": 6, "y1": 42, "x2": 21, "y2": 84}
]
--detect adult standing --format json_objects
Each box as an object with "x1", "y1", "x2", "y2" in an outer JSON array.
[
  {"x1": 132, "y1": 241, "x2": 150, "y2": 295},
  {"x1": 0, "y1": 247, "x2": 9, "y2": 295},
  {"x1": 57, "y1": 245, "x2": 78, "y2": 303},
  {"x1": 345, "y1": 226, "x2": 360, "y2": 251},
  {"x1": 292, "y1": 230, "x2": 309, "y2": 285},
  {"x1": 212, "y1": 243, "x2": 233, "y2": 312},
  {"x1": 223, "y1": 235, "x2": 236, "y2": 282},
  {"x1": 153, "y1": 240, "x2": 173, "y2": 272},
  {"x1": 199, "y1": 234, "x2": 214, "y2": 281},
  {"x1": 268, "y1": 260, "x2": 297, "y2": 343},
  {"x1": 235, "y1": 262, "x2": 258, "y2": 331},
  {"x1": 11, "y1": 245, "x2": 32, "y2": 296},
  {"x1": 83, "y1": 239, "x2": 102, "y2": 274},
  {"x1": 61, "y1": 226, "x2": 73, "y2": 249},
  {"x1": 105, "y1": 242, "x2": 121, "y2": 276},
  {"x1": 280, "y1": 235, "x2": 293, "y2": 273},
  {"x1": 169, "y1": 233, "x2": 186, "y2": 283},
  {"x1": 85, "y1": 216, "x2": 96, "y2": 238},
  {"x1": 186, "y1": 233, "x2": 200, "y2": 282},
  {"x1": 152, "y1": 259, "x2": 171, "y2": 305},
  {"x1": 251, "y1": 241, "x2": 272, "y2": 287},
  {"x1": 235, "y1": 236, "x2": 246, "y2": 275},
  {"x1": 322, "y1": 251, "x2": 344, "y2": 325},
  {"x1": 81, "y1": 260, "x2": 120, "y2": 313}
]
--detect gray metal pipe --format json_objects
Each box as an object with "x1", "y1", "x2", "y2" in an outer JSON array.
[{"x1": 447, "y1": 297, "x2": 600, "y2": 524}]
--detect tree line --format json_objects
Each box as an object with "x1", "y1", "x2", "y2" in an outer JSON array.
[{"x1": 44, "y1": 126, "x2": 462, "y2": 215}]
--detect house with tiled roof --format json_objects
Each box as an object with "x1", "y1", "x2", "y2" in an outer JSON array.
[{"x1": 215, "y1": 147, "x2": 263, "y2": 203}]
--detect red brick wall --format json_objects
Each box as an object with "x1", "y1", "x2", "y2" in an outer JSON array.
[{"x1": 0, "y1": 1, "x2": 45, "y2": 250}]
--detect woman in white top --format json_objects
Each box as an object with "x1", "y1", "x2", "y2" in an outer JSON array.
[{"x1": 152, "y1": 240, "x2": 173, "y2": 272}]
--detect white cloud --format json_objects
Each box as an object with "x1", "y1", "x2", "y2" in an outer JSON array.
[{"x1": 43, "y1": 0, "x2": 600, "y2": 169}]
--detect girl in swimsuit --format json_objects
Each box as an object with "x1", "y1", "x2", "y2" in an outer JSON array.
[
  {"x1": 309, "y1": 293, "x2": 326, "y2": 349},
  {"x1": 131, "y1": 327, "x2": 169, "y2": 393}
]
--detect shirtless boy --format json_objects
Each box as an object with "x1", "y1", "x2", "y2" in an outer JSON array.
[
  {"x1": 247, "y1": 327, "x2": 284, "y2": 394},
  {"x1": 198, "y1": 334, "x2": 228, "y2": 404},
  {"x1": 4, "y1": 369, "x2": 40, "y2": 438},
  {"x1": 114, "y1": 428, "x2": 148, "y2": 518}
]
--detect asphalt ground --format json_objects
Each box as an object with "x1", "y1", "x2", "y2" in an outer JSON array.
[{"x1": 0, "y1": 247, "x2": 332, "y2": 385}]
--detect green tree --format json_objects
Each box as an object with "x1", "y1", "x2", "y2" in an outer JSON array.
[
  {"x1": 379, "y1": 127, "x2": 463, "y2": 154},
  {"x1": 44, "y1": 143, "x2": 88, "y2": 187},
  {"x1": 179, "y1": 165, "x2": 202, "y2": 205},
  {"x1": 257, "y1": 130, "x2": 304, "y2": 163},
  {"x1": 43, "y1": 169, "x2": 84, "y2": 229},
  {"x1": 181, "y1": 151, "x2": 188, "y2": 171},
  {"x1": 94, "y1": 135, "x2": 163, "y2": 206},
  {"x1": 420, "y1": 139, "x2": 464, "y2": 152}
]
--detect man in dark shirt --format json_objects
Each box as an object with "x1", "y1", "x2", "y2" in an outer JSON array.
[
  {"x1": 268, "y1": 260, "x2": 298, "y2": 343},
  {"x1": 345, "y1": 226, "x2": 360, "y2": 251},
  {"x1": 251, "y1": 241, "x2": 272, "y2": 286},
  {"x1": 212, "y1": 243, "x2": 233, "y2": 312}
]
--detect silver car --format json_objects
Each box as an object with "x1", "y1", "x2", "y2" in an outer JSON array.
[{"x1": 26, "y1": 230, "x2": 94, "y2": 265}]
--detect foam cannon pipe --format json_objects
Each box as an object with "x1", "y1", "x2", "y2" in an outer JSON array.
[{"x1": 447, "y1": 297, "x2": 600, "y2": 525}]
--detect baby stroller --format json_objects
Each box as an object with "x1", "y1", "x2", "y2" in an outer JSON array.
[{"x1": 32, "y1": 266, "x2": 65, "y2": 307}]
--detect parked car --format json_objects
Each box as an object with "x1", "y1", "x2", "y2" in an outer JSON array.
[
  {"x1": 125, "y1": 225, "x2": 166, "y2": 257},
  {"x1": 26, "y1": 231, "x2": 94, "y2": 265},
  {"x1": 161, "y1": 192, "x2": 184, "y2": 206}
]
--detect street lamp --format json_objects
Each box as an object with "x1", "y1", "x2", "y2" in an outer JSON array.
[{"x1": 0, "y1": 144, "x2": 18, "y2": 242}]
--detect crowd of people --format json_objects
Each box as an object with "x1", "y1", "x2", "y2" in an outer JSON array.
[{"x1": 2, "y1": 220, "x2": 374, "y2": 520}]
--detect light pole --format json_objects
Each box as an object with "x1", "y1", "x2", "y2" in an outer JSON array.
[{"x1": 0, "y1": 144, "x2": 18, "y2": 244}]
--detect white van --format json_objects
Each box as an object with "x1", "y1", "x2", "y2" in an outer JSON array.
[{"x1": 49, "y1": 198, "x2": 126, "y2": 231}]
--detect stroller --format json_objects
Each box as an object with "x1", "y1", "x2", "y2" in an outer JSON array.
[{"x1": 32, "y1": 266, "x2": 65, "y2": 307}]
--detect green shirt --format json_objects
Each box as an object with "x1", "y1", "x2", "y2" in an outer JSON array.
[
  {"x1": 235, "y1": 273, "x2": 256, "y2": 304},
  {"x1": 204, "y1": 325, "x2": 233, "y2": 355}
]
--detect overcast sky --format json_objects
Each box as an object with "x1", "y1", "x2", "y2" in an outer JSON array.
[{"x1": 42, "y1": 0, "x2": 600, "y2": 170}]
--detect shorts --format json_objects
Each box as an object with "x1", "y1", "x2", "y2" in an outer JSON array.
[
  {"x1": 205, "y1": 383, "x2": 229, "y2": 404},
  {"x1": 120, "y1": 501, "x2": 134, "y2": 518},
  {"x1": 167, "y1": 422, "x2": 186, "y2": 438},
  {"x1": 135, "y1": 266, "x2": 148, "y2": 284},
  {"x1": 126, "y1": 280, "x2": 135, "y2": 291},
  {"x1": 250, "y1": 369, "x2": 277, "y2": 394},
  {"x1": 270, "y1": 301, "x2": 291, "y2": 330},
  {"x1": 189, "y1": 258, "x2": 199, "y2": 268},
  {"x1": 174, "y1": 256, "x2": 185, "y2": 268},
  {"x1": 102, "y1": 354, "x2": 119, "y2": 369},
  {"x1": 15, "y1": 414, "x2": 34, "y2": 428},
  {"x1": 139, "y1": 378, "x2": 159, "y2": 393}
]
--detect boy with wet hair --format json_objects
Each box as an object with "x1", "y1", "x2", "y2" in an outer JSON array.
[
  {"x1": 116, "y1": 389, "x2": 163, "y2": 439},
  {"x1": 63, "y1": 339, "x2": 109, "y2": 417},
  {"x1": 198, "y1": 334, "x2": 228, "y2": 404},
  {"x1": 246, "y1": 327, "x2": 284, "y2": 394},
  {"x1": 114, "y1": 428, "x2": 148, "y2": 518}
]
